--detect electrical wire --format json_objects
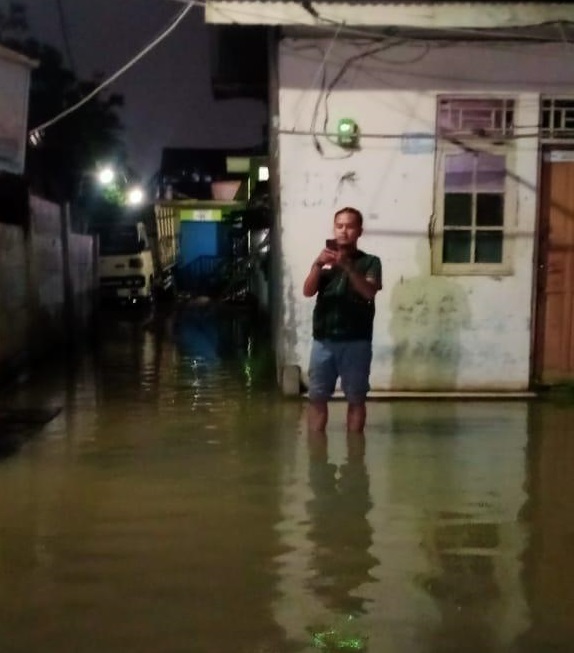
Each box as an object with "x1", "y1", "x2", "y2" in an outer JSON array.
[
  {"x1": 201, "y1": 0, "x2": 574, "y2": 46},
  {"x1": 282, "y1": 39, "x2": 574, "y2": 89},
  {"x1": 406, "y1": 20, "x2": 574, "y2": 45},
  {"x1": 306, "y1": 39, "x2": 408, "y2": 156},
  {"x1": 370, "y1": 42, "x2": 432, "y2": 65},
  {"x1": 280, "y1": 46, "x2": 572, "y2": 147},
  {"x1": 279, "y1": 127, "x2": 544, "y2": 141},
  {"x1": 31, "y1": 0, "x2": 574, "y2": 151},
  {"x1": 203, "y1": 0, "x2": 574, "y2": 158},
  {"x1": 29, "y1": 0, "x2": 196, "y2": 137},
  {"x1": 200, "y1": 0, "x2": 574, "y2": 82},
  {"x1": 320, "y1": 41, "x2": 404, "y2": 140},
  {"x1": 201, "y1": 1, "x2": 574, "y2": 160},
  {"x1": 282, "y1": 32, "x2": 574, "y2": 65},
  {"x1": 291, "y1": 20, "x2": 343, "y2": 131},
  {"x1": 276, "y1": 17, "x2": 574, "y2": 154},
  {"x1": 305, "y1": 34, "x2": 527, "y2": 155},
  {"x1": 195, "y1": 0, "x2": 574, "y2": 57}
]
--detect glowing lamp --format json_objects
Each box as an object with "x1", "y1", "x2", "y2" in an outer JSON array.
[
  {"x1": 98, "y1": 166, "x2": 115, "y2": 186},
  {"x1": 126, "y1": 186, "x2": 145, "y2": 206},
  {"x1": 337, "y1": 118, "x2": 359, "y2": 148}
]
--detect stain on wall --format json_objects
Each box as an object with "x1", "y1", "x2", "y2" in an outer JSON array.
[
  {"x1": 390, "y1": 275, "x2": 471, "y2": 390},
  {"x1": 281, "y1": 266, "x2": 300, "y2": 365}
]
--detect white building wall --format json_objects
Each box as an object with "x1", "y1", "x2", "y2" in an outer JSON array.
[
  {"x1": 276, "y1": 40, "x2": 574, "y2": 391},
  {"x1": 0, "y1": 48, "x2": 33, "y2": 174}
]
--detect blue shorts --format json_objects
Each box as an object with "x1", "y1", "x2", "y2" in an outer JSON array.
[{"x1": 308, "y1": 339, "x2": 372, "y2": 403}]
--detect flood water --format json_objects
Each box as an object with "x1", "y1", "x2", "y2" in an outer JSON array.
[{"x1": 1, "y1": 306, "x2": 574, "y2": 653}]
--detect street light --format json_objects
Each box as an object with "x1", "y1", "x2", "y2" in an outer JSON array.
[
  {"x1": 97, "y1": 165, "x2": 116, "y2": 186},
  {"x1": 126, "y1": 185, "x2": 145, "y2": 206},
  {"x1": 96, "y1": 163, "x2": 145, "y2": 206}
]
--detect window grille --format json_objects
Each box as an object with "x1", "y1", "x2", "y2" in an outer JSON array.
[
  {"x1": 541, "y1": 97, "x2": 574, "y2": 140},
  {"x1": 438, "y1": 98, "x2": 514, "y2": 138}
]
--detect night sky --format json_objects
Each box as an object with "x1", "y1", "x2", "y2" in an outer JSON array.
[{"x1": 23, "y1": 0, "x2": 267, "y2": 181}]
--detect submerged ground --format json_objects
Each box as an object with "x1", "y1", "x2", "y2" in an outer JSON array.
[{"x1": 0, "y1": 306, "x2": 572, "y2": 653}]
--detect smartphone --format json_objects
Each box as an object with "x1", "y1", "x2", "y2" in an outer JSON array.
[{"x1": 326, "y1": 238, "x2": 338, "y2": 251}]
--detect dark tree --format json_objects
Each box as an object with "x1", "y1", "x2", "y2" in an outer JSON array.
[{"x1": 0, "y1": 3, "x2": 127, "y2": 203}]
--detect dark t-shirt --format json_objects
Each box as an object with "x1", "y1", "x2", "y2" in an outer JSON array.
[{"x1": 312, "y1": 250, "x2": 382, "y2": 341}]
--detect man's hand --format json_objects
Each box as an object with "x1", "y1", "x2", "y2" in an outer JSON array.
[
  {"x1": 333, "y1": 249, "x2": 351, "y2": 271},
  {"x1": 335, "y1": 251, "x2": 381, "y2": 301},
  {"x1": 304, "y1": 248, "x2": 336, "y2": 297},
  {"x1": 314, "y1": 248, "x2": 338, "y2": 268}
]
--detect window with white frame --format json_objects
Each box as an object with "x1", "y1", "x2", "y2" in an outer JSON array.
[{"x1": 433, "y1": 98, "x2": 516, "y2": 275}]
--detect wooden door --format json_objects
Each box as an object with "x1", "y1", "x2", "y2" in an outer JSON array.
[{"x1": 535, "y1": 152, "x2": 574, "y2": 384}]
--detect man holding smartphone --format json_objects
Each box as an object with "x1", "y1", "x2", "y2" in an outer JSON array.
[{"x1": 303, "y1": 207, "x2": 382, "y2": 433}]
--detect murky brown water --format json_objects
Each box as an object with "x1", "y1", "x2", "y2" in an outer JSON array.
[{"x1": 1, "y1": 306, "x2": 574, "y2": 653}]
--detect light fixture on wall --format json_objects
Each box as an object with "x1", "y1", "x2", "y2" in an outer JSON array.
[{"x1": 336, "y1": 118, "x2": 360, "y2": 149}]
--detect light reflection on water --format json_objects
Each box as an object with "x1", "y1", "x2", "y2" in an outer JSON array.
[{"x1": 0, "y1": 308, "x2": 574, "y2": 652}]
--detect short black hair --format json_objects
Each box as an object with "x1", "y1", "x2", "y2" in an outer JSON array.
[{"x1": 334, "y1": 206, "x2": 363, "y2": 228}]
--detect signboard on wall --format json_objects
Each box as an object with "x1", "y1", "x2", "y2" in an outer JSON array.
[
  {"x1": 544, "y1": 151, "x2": 574, "y2": 163},
  {"x1": 400, "y1": 132, "x2": 435, "y2": 155},
  {"x1": 180, "y1": 208, "x2": 223, "y2": 222}
]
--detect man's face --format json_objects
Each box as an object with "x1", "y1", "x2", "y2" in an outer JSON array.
[{"x1": 334, "y1": 211, "x2": 362, "y2": 248}]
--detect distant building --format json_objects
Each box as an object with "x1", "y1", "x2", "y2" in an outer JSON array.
[
  {"x1": 156, "y1": 147, "x2": 270, "y2": 307},
  {"x1": 158, "y1": 146, "x2": 266, "y2": 201}
]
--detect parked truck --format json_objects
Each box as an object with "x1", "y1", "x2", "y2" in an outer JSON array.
[{"x1": 95, "y1": 204, "x2": 179, "y2": 304}]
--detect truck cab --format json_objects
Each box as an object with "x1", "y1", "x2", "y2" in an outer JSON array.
[{"x1": 97, "y1": 221, "x2": 155, "y2": 303}]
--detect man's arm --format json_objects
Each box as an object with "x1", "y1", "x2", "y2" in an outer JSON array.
[
  {"x1": 303, "y1": 249, "x2": 337, "y2": 297},
  {"x1": 303, "y1": 261, "x2": 323, "y2": 297},
  {"x1": 339, "y1": 256, "x2": 382, "y2": 301}
]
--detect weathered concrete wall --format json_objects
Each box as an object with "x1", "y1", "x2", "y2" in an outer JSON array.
[
  {"x1": 0, "y1": 223, "x2": 29, "y2": 372},
  {"x1": 69, "y1": 232, "x2": 97, "y2": 332},
  {"x1": 27, "y1": 197, "x2": 66, "y2": 354},
  {"x1": 274, "y1": 41, "x2": 574, "y2": 391},
  {"x1": 0, "y1": 196, "x2": 96, "y2": 379}
]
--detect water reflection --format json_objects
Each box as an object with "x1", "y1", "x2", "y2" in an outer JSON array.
[
  {"x1": 174, "y1": 307, "x2": 252, "y2": 363},
  {"x1": 515, "y1": 402, "x2": 574, "y2": 653},
  {"x1": 306, "y1": 432, "x2": 377, "y2": 616},
  {"x1": 362, "y1": 401, "x2": 529, "y2": 653},
  {"x1": 0, "y1": 307, "x2": 296, "y2": 653},
  {"x1": 389, "y1": 402, "x2": 506, "y2": 653},
  {"x1": 420, "y1": 521, "x2": 502, "y2": 653},
  {"x1": 5, "y1": 309, "x2": 574, "y2": 653}
]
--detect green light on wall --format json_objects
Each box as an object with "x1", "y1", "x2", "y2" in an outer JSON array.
[{"x1": 337, "y1": 118, "x2": 359, "y2": 148}]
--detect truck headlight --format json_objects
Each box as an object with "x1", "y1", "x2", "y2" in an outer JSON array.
[{"x1": 129, "y1": 257, "x2": 144, "y2": 269}]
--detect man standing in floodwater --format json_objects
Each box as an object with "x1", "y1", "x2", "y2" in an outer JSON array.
[{"x1": 303, "y1": 207, "x2": 382, "y2": 433}]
